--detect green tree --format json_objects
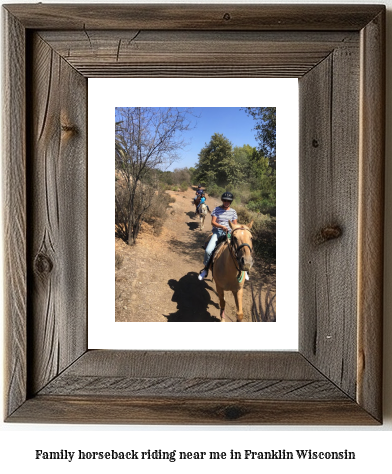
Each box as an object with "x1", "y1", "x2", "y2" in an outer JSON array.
[
  {"x1": 242, "y1": 107, "x2": 276, "y2": 170},
  {"x1": 249, "y1": 149, "x2": 271, "y2": 182},
  {"x1": 194, "y1": 133, "x2": 237, "y2": 187},
  {"x1": 188, "y1": 166, "x2": 197, "y2": 184},
  {"x1": 233, "y1": 144, "x2": 254, "y2": 182}
]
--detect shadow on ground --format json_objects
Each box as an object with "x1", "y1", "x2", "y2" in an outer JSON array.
[
  {"x1": 171, "y1": 235, "x2": 205, "y2": 260},
  {"x1": 164, "y1": 272, "x2": 221, "y2": 322},
  {"x1": 186, "y1": 221, "x2": 200, "y2": 231}
]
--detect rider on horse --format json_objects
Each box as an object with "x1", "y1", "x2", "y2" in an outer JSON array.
[
  {"x1": 194, "y1": 185, "x2": 204, "y2": 203},
  {"x1": 198, "y1": 191, "x2": 244, "y2": 281},
  {"x1": 196, "y1": 195, "x2": 210, "y2": 214}
]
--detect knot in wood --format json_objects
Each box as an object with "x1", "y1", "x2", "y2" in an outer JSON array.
[
  {"x1": 223, "y1": 405, "x2": 244, "y2": 420},
  {"x1": 315, "y1": 225, "x2": 342, "y2": 245},
  {"x1": 312, "y1": 139, "x2": 319, "y2": 148},
  {"x1": 61, "y1": 124, "x2": 77, "y2": 134},
  {"x1": 223, "y1": 13, "x2": 231, "y2": 21},
  {"x1": 34, "y1": 252, "x2": 53, "y2": 274}
]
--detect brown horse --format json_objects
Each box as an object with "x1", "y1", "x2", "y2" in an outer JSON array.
[
  {"x1": 212, "y1": 220, "x2": 253, "y2": 322},
  {"x1": 193, "y1": 194, "x2": 201, "y2": 206},
  {"x1": 193, "y1": 194, "x2": 202, "y2": 217}
]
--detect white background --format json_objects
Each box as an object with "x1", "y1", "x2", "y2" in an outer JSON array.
[
  {"x1": 88, "y1": 77, "x2": 299, "y2": 350},
  {"x1": 1, "y1": 0, "x2": 391, "y2": 473}
]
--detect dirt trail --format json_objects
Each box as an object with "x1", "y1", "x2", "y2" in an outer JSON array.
[{"x1": 115, "y1": 187, "x2": 275, "y2": 322}]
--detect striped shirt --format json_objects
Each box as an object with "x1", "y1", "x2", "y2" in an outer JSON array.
[{"x1": 211, "y1": 205, "x2": 238, "y2": 232}]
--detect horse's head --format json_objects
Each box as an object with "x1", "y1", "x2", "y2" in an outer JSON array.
[{"x1": 229, "y1": 221, "x2": 254, "y2": 271}]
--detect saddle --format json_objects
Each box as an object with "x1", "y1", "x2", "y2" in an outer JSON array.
[
  {"x1": 209, "y1": 235, "x2": 228, "y2": 273},
  {"x1": 202, "y1": 232, "x2": 226, "y2": 249},
  {"x1": 199, "y1": 234, "x2": 228, "y2": 278}
]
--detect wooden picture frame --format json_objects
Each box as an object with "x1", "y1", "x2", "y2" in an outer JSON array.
[{"x1": 3, "y1": 4, "x2": 385, "y2": 424}]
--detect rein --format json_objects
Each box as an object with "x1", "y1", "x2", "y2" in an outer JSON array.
[{"x1": 227, "y1": 227, "x2": 253, "y2": 280}]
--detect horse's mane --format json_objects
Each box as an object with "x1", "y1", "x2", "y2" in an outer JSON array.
[
  {"x1": 231, "y1": 223, "x2": 252, "y2": 233},
  {"x1": 212, "y1": 240, "x2": 228, "y2": 265}
]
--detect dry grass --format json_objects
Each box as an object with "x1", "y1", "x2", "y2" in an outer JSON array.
[
  {"x1": 251, "y1": 284, "x2": 276, "y2": 322},
  {"x1": 115, "y1": 252, "x2": 124, "y2": 270}
]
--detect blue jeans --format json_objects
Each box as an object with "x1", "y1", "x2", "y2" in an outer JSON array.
[{"x1": 203, "y1": 229, "x2": 225, "y2": 267}]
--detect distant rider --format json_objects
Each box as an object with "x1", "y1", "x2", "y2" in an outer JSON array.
[
  {"x1": 196, "y1": 194, "x2": 210, "y2": 214},
  {"x1": 194, "y1": 185, "x2": 204, "y2": 203}
]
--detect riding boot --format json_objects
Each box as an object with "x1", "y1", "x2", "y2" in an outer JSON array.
[
  {"x1": 198, "y1": 256, "x2": 212, "y2": 280},
  {"x1": 198, "y1": 268, "x2": 208, "y2": 280}
]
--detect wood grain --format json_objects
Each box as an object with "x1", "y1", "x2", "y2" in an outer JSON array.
[
  {"x1": 299, "y1": 41, "x2": 360, "y2": 399},
  {"x1": 4, "y1": 4, "x2": 384, "y2": 31},
  {"x1": 2, "y1": 4, "x2": 385, "y2": 425},
  {"x1": 7, "y1": 351, "x2": 379, "y2": 424},
  {"x1": 10, "y1": 396, "x2": 379, "y2": 425},
  {"x1": 54, "y1": 351, "x2": 331, "y2": 379},
  {"x1": 2, "y1": 9, "x2": 27, "y2": 419},
  {"x1": 37, "y1": 351, "x2": 347, "y2": 401},
  {"x1": 27, "y1": 33, "x2": 87, "y2": 395},
  {"x1": 38, "y1": 30, "x2": 358, "y2": 78},
  {"x1": 357, "y1": 9, "x2": 385, "y2": 422}
]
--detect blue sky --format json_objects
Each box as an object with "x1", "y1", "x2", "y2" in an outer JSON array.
[
  {"x1": 169, "y1": 107, "x2": 258, "y2": 170},
  {"x1": 116, "y1": 107, "x2": 259, "y2": 171}
]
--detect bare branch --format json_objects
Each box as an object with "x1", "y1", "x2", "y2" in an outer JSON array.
[{"x1": 115, "y1": 107, "x2": 196, "y2": 244}]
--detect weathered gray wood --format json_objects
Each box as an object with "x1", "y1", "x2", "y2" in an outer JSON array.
[
  {"x1": 40, "y1": 30, "x2": 359, "y2": 49},
  {"x1": 55, "y1": 350, "x2": 325, "y2": 379},
  {"x1": 4, "y1": 4, "x2": 384, "y2": 31},
  {"x1": 40, "y1": 377, "x2": 347, "y2": 400},
  {"x1": 28, "y1": 33, "x2": 87, "y2": 395},
  {"x1": 9, "y1": 396, "x2": 379, "y2": 425},
  {"x1": 299, "y1": 41, "x2": 360, "y2": 399},
  {"x1": 39, "y1": 30, "x2": 358, "y2": 78},
  {"x1": 37, "y1": 351, "x2": 346, "y2": 400},
  {"x1": 357, "y1": 9, "x2": 385, "y2": 422},
  {"x1": 2, "y1": 4, "x2": 385, "y2": 425},
  {"x1": 2, "y1": 9, "x2": 27, "y2": 419},
  {"x1": 52, "y1": 66, "x2": 307, "y2": 79}
]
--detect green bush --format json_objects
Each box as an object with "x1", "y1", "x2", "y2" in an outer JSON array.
[
  {"x1": 235, "y1": 205, "x2": 254, "y2": 225},
  {"x1": 206, "y1": 183, "x2": 225, "y2": 199},
  {"x1": 247, "y1": 198, "x2": 276, "y2": 216},
  {"x1": 233, "y1": 205, "x2": 275, "y2": 264}
]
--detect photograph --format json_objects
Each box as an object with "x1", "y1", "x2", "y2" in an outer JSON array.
[{"x1": 114, "y1": 106, "x2": 276, "y2": 323}]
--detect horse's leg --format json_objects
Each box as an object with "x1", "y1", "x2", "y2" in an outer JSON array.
[
  {"x1": 233, "y1": 289, "x2": 244, "y2": 322},
  {"x1": 216, "y1": 284, "x2": 226, "y2": 321}
]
